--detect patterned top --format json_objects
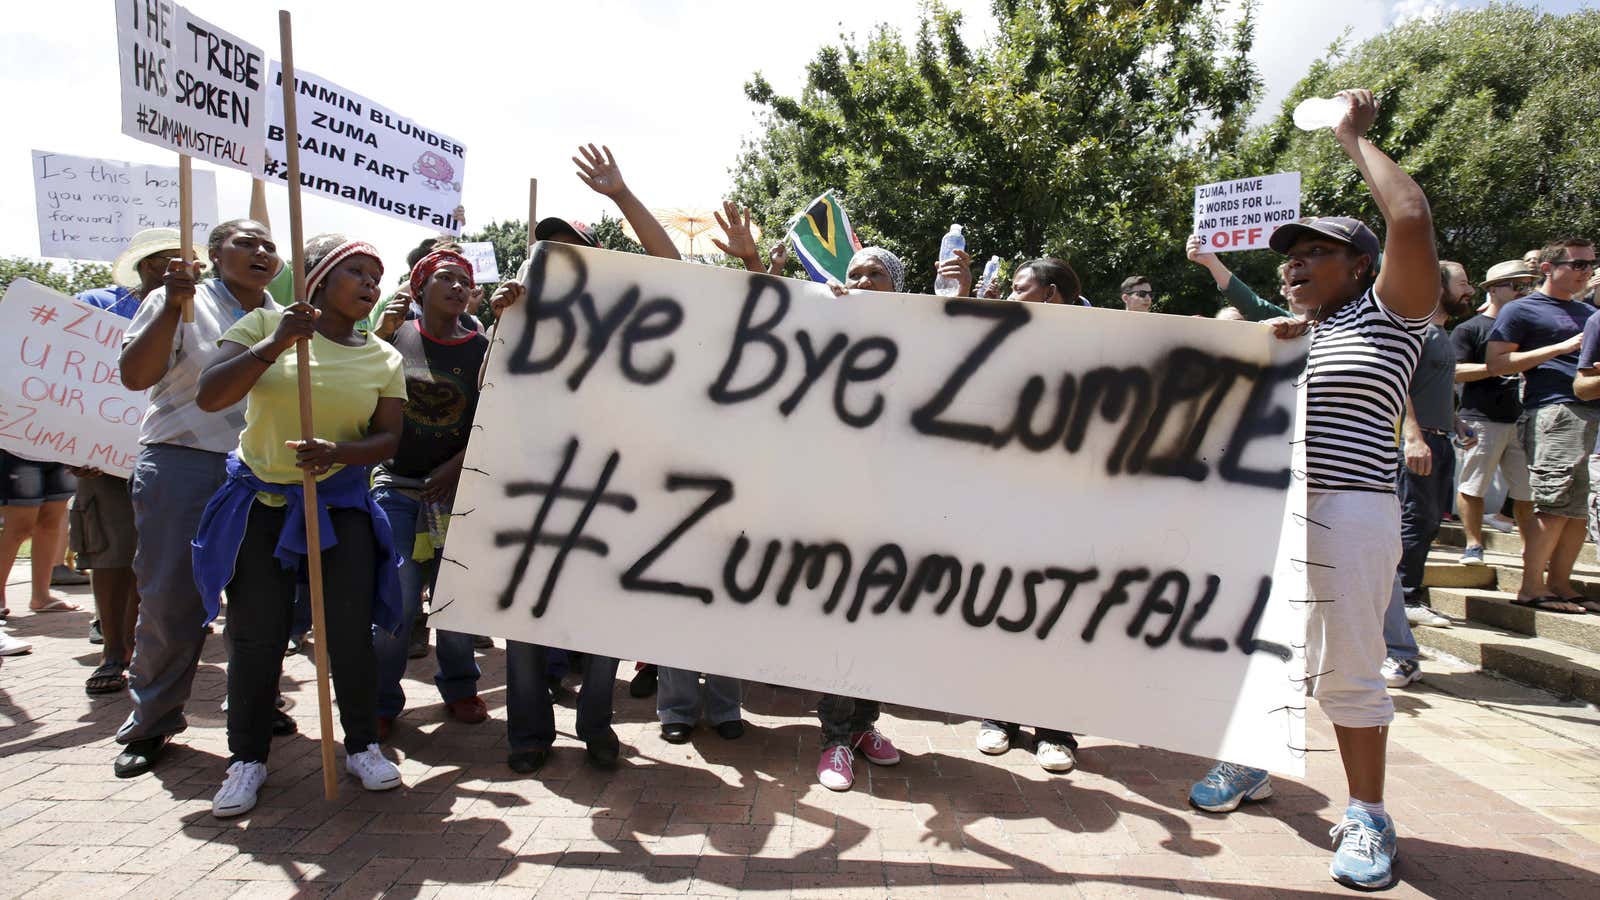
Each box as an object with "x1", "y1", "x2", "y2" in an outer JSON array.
[
  {"x1": 1305, "y1": 289, "x2": 1433, "y2": 493},
  {"x1": 122, "y1": 279, "x2": 280, "y2": 454}
]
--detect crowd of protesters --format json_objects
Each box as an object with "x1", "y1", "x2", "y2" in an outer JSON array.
[{"x1": 2, "y1": 89, "x2": 1595, "y2": 892}]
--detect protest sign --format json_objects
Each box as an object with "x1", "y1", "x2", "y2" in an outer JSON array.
[
  {"x1": 434, "y1": 244, "x2": 1312, "y2": 774},
  {"x1": 33, "y1": 150, "x2": 219, "y2": 262},
  {"x1": 114, "y1": 1, "x2": 268, "y2": 176},
  {"x1": 459, "y1": 242, "x2": 500, "y2": 283},
  {"x1": 265, "y1": 64, "x2": 465, "y2": 233},
  {"x1": 1193, "y1": 172, "x2": 1301, "y2": 252},
  {"x1": 0, "y1": 280, "x2": 146, "y2": 478}
]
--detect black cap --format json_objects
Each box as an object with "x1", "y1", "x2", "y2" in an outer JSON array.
[
  {"x1": 1268, "y1": 216, "x2": 1381, "y2": 272},
  {"x1": 533, "y1": 217, "x2": 599, "y2": 248}
]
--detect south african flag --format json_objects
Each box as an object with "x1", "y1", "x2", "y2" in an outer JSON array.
[{"x1": 786, "y1": 190, "x2": 861, "y2": 284}]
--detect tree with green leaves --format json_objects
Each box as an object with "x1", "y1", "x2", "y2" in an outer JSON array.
[
  {"x1": 731, "y1": 0, "x2": 1259, "y2": 311},
  {"x1": 459, "y1": 211, "x2": 645, "y2": 286},
  {"x1": 0, "y1": 257, "x2": 115, "y2": 299},
  {"x1": 1225, "y1": 2, "x2": 1600, "y2": 300}
]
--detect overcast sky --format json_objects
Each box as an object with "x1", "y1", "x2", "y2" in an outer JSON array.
[{"x1": 2, "y1": 0, "x2": 1590, "y2": 280}]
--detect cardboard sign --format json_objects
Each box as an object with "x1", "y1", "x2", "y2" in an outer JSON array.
[
  {"x1": 459, "y1": 242, "x2": 500, "y2": 284},
  {"x1": 265, "y1": 64, "x2": 465, "y2": 233},
  {"x1": 0, "y1": 280, "x2": 146, "y2": 477},
  {"x1": 1193, "y1": 173, "x2": 1302, "y2": 253},
  {"x1": 33, "y1": 150, "x2": 219, "y2": 262},
  {"x1": 434, "y1": 244, "x2": 1312, "y2": 774},
  {"x1": 114, "y1": 0, "x2": 268, "y2": 176}
]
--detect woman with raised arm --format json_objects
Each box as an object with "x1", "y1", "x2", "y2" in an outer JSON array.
[
  {"x1": 1184, "y1": 89, "x2": 1438, "y2": 892},
  {"x1": 191, "y1": 234, "x2": 410, "y2": 819}
]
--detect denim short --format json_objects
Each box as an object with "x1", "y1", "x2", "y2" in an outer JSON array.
[{"x1": 0, "y1": 450, "x2": 77, "y2": 506}]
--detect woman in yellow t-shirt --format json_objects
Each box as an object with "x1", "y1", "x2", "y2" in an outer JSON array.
[{"x1": 192, "y1": 234, "x2": 408, "y2": 819}]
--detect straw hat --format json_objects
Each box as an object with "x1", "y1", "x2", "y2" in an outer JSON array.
[
  {"x1": 111, "y1": 228, "x2": 208, "y2": 289},
  {"x1": 1480, "y1": 259, "x2": 1536, "y2": 288}
]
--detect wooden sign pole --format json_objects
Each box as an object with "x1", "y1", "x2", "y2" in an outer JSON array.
[
  {"x1": 278, "y1": 9, "x2": 339, "y2": 802},
  {"x1": 474, "y1": 178, "x2": 535, "y2": 390},
  {"x1": 250, "y1": 177, "x2": 271, "y2": 228},
  {"x1": 177, "y1": 155, "x2": 195, "y2": 323}
]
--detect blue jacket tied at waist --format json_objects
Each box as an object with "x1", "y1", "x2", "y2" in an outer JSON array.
[{"x1": 192, "y1": 453, "x2": 403, "y2": 634}]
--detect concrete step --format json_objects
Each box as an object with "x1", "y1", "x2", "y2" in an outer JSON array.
[
  {"x1": 1426, "y1": 587, "x2": 1600, "y2": 654},
  {"x1": 1435, "y1": 520, "x2": 1599, "y2": 566},
  {"x1": 1413, "y1": 619, "x2": 1600, "y2": 706},
  {"x1": 1423, "y1": 548, "x2": 1600, "y2": 599}
]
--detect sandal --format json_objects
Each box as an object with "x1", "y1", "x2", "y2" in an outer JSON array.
[
  {"x1": 85, "y1": 661, "x2": 128, "y2": 695},
  {"x1": 1511, "y1": 595, "x2": 1587, "y2": 615}
]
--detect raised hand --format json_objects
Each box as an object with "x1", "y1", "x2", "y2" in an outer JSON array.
[
  {"x1": 489, "y1": 281, "x2": 524, "y2": 316},
  {"x1": 574, "y1": 144, "x2": 629, "y2": 198},
  {"x1": 936, "y1": 247, "x2": 973, "y2": 297},
  {"x1": 767, "y1": 241, "x2": 789, "y2": 275},
  {"x1": 1186, "y1": 234, "x2": 1217, "y2": 267},
  {"x1": 711, "y1": 201, "x2": 761, "y2": 267},
  {"x1": 1332, "y1": 88, "x2": 1378, "y2": 144}
]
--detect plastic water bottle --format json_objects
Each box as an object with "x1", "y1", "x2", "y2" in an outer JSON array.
[
  {"x1": 1292, "y1": 96, "x2": 1347, "y2": 131},
  {"x1": 978, "y1": 255, "x2": 1001, "y2": 297},
  {"x1": 933, "y1": 224, "x2": 965, "y2": 297}
]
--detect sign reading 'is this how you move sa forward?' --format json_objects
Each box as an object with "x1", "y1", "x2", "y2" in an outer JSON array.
[
  {"x1": 435, "y1": 245, "x2": 1314, "y2": 775},
  {"x1": 266, "y1": 64, "x2": 465, "y2": 233},
  {"x1": 114, "y1": 0, "x2": 267, "y2": 176},
  {"x1": 1193, "y1": 172, "x2": 1302, "y2": 253},
  {"x1": 33, "y1": 150, "x2": 219, "y2": 262},
  {"x1": 0, "y1": 280, "x2": 147, "y2": 478}
]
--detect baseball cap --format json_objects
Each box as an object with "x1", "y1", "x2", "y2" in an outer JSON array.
[
  {"x1": 534, "y1": 217, "x2": 599, "y2": 248},
  {"x1": 1268, "y1": 216, "x2": 1381, "y2": 272}
]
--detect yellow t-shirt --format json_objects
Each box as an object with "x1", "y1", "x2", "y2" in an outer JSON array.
[{"x1": 222, "y1": 308, "x2": 408, "y2": 486}]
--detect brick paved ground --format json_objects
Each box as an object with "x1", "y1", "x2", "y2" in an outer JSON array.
[{"x1": 3, "y1": 577, "x2": 1599, "y2": 898}]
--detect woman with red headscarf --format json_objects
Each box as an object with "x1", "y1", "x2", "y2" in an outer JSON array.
[{"x1": 192, "y1": 233, "x2": 409, "y2": 818}]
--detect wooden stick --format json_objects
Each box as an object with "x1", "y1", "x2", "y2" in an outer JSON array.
[
  {"x1": 528, "y1": 178, "x2": 538, "y2": 245},
  {"x1": 250, "y1": 178, "x2": 270, "y2": 229},
  {"x1": 178, "y1": 155, "x2": 195, "y2": 323},
  {"x1": 278, "y1": 9, "x2": 338, "y2": 802}
]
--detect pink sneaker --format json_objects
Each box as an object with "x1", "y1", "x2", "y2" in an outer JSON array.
[
  {"x1": 817, "y1": 744, "x2": 855, "y2": 791},
  {"x1": 851, "y1": 729, "x2": 901, "y2": 766}
]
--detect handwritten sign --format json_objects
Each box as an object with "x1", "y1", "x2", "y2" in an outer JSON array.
[
  {"x1": 1193, "y1": 172, "x2": 1301, "y2": 253},
  {"x1": 459, "y1": 242, "x2": 500, "y2": 284},
  {"x1": 435, "y1": 245, "x2": 1312, "y2": 774},
  {"x1": 114, "y1": 0, "x2": 268, "y2": 176},
  {"x1": 33, "y1": 150, "x2": 219, "y2": 262},
  {"x1": 265, "y1": 64, "x2": 465, "y2": 233},
  {"x1": 0, "y1": 280, "x2": 146, "y2": 477}
]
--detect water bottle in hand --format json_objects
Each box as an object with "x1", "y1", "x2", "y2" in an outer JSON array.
[
  {"x1": 978, "y1": 255, "x2": 1001, "y2": 297},
  {"x1": 933, "y1": 224, "x2": 965, "y2": 297},
  {"x1": 1292, "y1": 96, "x2": 1347, "y2": 131}
]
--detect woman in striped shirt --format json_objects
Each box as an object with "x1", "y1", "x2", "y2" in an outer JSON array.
[{"x1": 1186, "y1": 89, "x2": 1439, "y2": 892}]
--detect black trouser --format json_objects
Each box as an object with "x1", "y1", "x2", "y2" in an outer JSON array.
[
  {"x1": 1397, "y1": 430, "x2": 1456, "y2": 605},
  {"x1": 225, "y1": 502, "x2": 378, "y2": 763}
]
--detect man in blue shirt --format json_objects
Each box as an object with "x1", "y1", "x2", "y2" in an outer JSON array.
[
  {"x1": 72, "y1": 228, "x2": 188, "y2": 695},
  {"x1": 1487, "y1": 237, "x2": 1600, "y2": 614}
]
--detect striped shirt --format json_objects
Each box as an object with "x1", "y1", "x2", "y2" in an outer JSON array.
[{"x1": 1305, "y1": 289, "x2": 1433, "y2": 493}]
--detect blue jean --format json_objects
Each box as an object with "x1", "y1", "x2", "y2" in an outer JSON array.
[
  {"x1": 1381, "y1": 573, "x2": 1419, "y2": 662},
  {"x1": 505, "y1": 641, "x2": 618, "y2": 751},
  {"x1": 1397, "y1": 431, "x2": 1456, "y2": 604},
  {"x1": 371, "y1": 488, "x2": 479, "y2": 718},
  {"x1": 657, "y1": 668, "x2": 742, "y2": 726}
]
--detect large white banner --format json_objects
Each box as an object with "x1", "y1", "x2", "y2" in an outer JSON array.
[
  {"x1": 0, "y1": 280, "x2": 146, "y2": 477},
  {"x1": 114, "y1": 0, "x2": 268, "y2": 176},
  {"x1": 1193, "y1": 172, "x2": 1302, "y2": 253},
  {"x1": 436, "y1": 245, "x2": 1311, "y2": 774},
  {"x1": 265, "y1": 63, "x2": 465, "y2": 233},
  {"x1": 33, "y1": 150, "x2": 219, "y2": 262}
]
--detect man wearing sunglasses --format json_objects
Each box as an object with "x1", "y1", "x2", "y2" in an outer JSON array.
[
  {"x1": 1487, "y1": 238, "x2": 1600, "y2": 614},
  {"x1": 1119, "y1": 275, "x2": 1154, "y2": 312}
]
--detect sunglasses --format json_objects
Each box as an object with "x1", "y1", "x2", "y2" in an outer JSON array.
[
  {"x1": 1556, "y1": 258, "x2": 1597, "y2": 271},
  {"x1": 1125, "y1": 289, "x2": 1153, "y2": 297}
]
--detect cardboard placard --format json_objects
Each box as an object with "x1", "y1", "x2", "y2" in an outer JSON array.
[
  {"x1": 0, "y1": 280, "x2": 147, "y2": 477},
  {"x1": 434, "y1": 245, "x2": 1312, "y2": 774},
  {"x1": 459, "y1": 242, "x2": 500, "y2": 284},
  {"x1": 33, "y1": 150, "x2": 219, "y2": 262},
  {"x1": 1193, "y1": 173, "x2": 1302, "y2": 253},
  {"x1": 265, "y1": 63, "x2": 465, "y2": 233},
  {"x1": 114, "y1": 0, "x2": 268, "y2": 176}
]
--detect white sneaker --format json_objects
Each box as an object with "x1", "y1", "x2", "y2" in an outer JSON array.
[
  {"x1": 212, "y1": 760, "x2": 267, "y2": 818},
  {"x1": 976, "y1": 723, "x2": 1011, "y2": 755},
  {"x1": 346, "y1": 743, "x2": 402, "y2": 791},
  {"x1": 1404, "y1": 604, "x2": 1450, "y2": 628},
  {"x1": 1381, "y1": 656, "x2": 1422, "y2": 688},
  {"x1": 1485, "y1": 514, "x2": 1517, "y2": 534},
  {"x1": 0, "y1": 631, "x2": 32, "y2": 656},
  {"x1": 1036, "y1": 740, "x2": 1076, "y2": 773}
]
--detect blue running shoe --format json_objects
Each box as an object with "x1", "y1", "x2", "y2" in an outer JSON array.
[
  {"x1": 1329, "y1": 806, "x2": 1398, "y2": 891},
  {"x1": 1188, "y1": 762, "x2": 1272, "y2": 812}
]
